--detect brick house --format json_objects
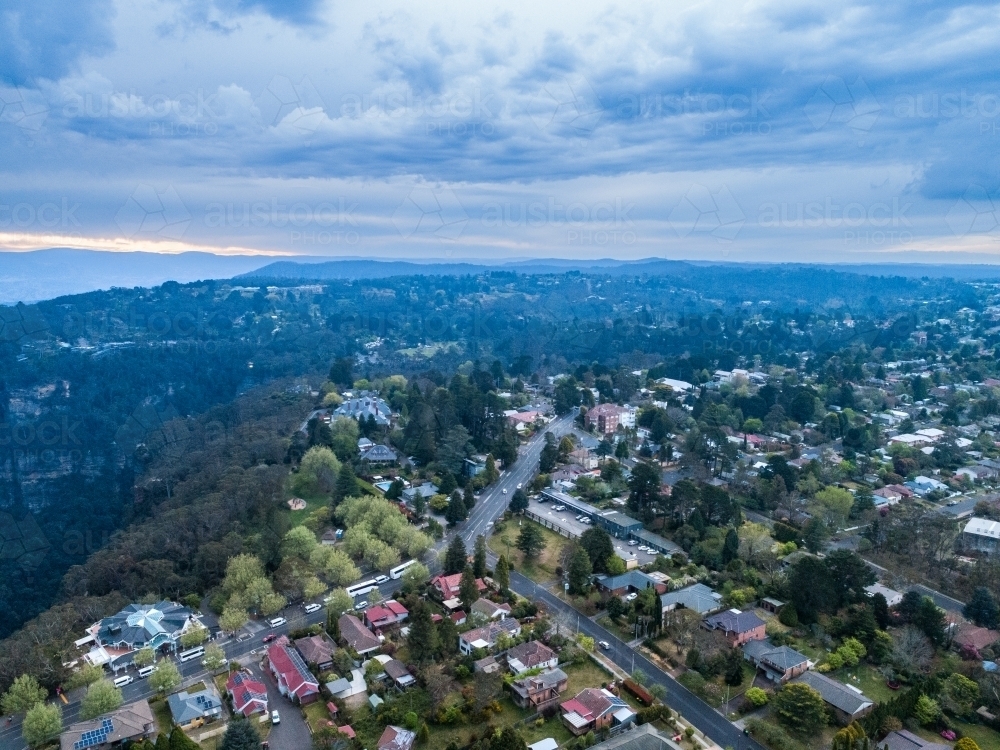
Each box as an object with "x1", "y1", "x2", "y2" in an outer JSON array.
[
  {"x1": 559, "y1": 688, "x2": 635, "y2": 736},
  {"x1": 364, "y1": 600, "x2": 409, "y2": 631},
  {"x1": 702, "y1": 609, "x2": 766, "y2": 647},
  {"x1": 267, "y1": 637, "x2": 320, "y2": 704},
  {"x1": 510, "y1": 668, "x2": 568, "y2": 710},
  {"x1": 742, "y1": 638, "x2": 810, "y2": 683}
]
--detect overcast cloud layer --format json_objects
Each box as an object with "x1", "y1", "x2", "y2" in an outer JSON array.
[{"x1": 2, "y1": 0, "x2": 1000, "y2": 263}]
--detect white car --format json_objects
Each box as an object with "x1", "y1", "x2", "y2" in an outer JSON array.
[
  {"x1": 271, "y1": 710, "x2": 280, "y2": 725},
  {"x1": 268, "y1": 617, "x2": 287, "y2": 628},
  {"x1": 374, "y1": 574, "x2": 389, "y2": 584},
  {"x1": 599, "y1": 641, "x2": 611, "y2": 650},
  {"x1": 304, "y1": 603, "x2": 321, "y2": 614},
  {"x1": 625, "y1": 593, "x2": 638, "y2": 602},
  {"x1": 628, "y1": 540, "x2": 639, "y2": 546},
  {"x1": 503, "y1": 488, "x2": 508, "y2": 494},
  {"x1": 517, "y1": 483, "x2": 522, "y2": 489}
]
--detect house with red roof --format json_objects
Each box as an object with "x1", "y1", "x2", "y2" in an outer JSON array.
[
  {"x1": 226, "y1": 670, "x2": 269, "y2": 717},
  {"x1": 559, "y1": 688, "x2": 635, "y2": 736},
  {"x1": 267, "y1": 637, "x2": 320, "y2": 704},
  {"x1": 364, "y1": 600, "x2": 409, "y2": 631},
  {"x1": 430, "y1": 573, "x2": 486, "y2": 600}
]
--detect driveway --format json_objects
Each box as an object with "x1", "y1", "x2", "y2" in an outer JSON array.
[{"x1": 250, "y1": 663, "x2": 312, "y2": 750}]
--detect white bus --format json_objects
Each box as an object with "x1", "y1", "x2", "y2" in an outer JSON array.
[
  {"x1": 178, "y1": 646, "x2": 205, "y2": 663},
  {"x1": 390, "y1": 559, "x2": 420, "y2": 579},
  {"x1": 345, "y1": 579, "x2": 378, "y2": 599}
]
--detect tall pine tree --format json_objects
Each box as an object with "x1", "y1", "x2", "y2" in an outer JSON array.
[
  {"x1": 444, "y1": 535, "x2": 467, "y2": 574},
  {"x1": 473, "y1": 535, "x2": 488, "y2": 579},
  {"x1": 407, "y1": 600, "x2": 438, "y2": 663},
  {"x1": 494, "y1": 554, "x2": 510, "y2": 592}
]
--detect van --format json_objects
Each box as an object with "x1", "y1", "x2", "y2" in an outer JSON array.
[
  {"x1": 268, "y1": 617, "x2": 287, "y2": 628},
  {"x1": 304, "y1": 603, "x2": 321, "y2": 614},
  {"x1": 113, "y1": 675, "x2": 134, "y2": 688},
  {"x1": 137, "y1": 665, "x2": 156, "y2": 679}
]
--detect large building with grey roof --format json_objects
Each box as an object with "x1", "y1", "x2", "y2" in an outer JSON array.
[{"x1": 93, "y1": 601, "x2": 199, "y2": 653}]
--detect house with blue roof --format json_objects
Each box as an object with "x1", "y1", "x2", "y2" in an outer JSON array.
[
  {"x1": 594, "y1": 570, "x2": 666, "y2": 598},
  {"x1": 167, "y1": 686, "x2": 223, "y2": 729},
  {"x1": 660, "y1": 583, "x2": 723, "y2": 616}
]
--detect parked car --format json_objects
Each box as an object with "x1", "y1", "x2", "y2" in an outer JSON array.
[
  {"x1": 517, "y1": 482, "x2": 522, "y2": 489},
  {"x1": 268, "y1": 617, "x2": 287, "y2": 628},
  {"x1": 304, "y1": 603, "x2": 321, "y2": 614},
  {"x1": 628, "y1": 540, "x2": 639, "y2": 546},
  {"x1": 271, "y1": 710, "x2": 280, "y2": 725},
  {"x1": 625, "y1": 593, "x2": 638, "y2": 602},
  {"x1": 373, "y1": 574, "x2": 389, "y2": 584}
]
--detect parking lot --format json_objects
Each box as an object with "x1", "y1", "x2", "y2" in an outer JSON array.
[{"x1": 525, "y1": 498, "x2": 661, "y2": 566}]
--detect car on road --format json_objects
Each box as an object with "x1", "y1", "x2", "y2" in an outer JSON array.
[
  {"x1": 517, "y1": 482, "x2": 522, "y2": 489},
  {"x1": 271, "y1": 710, "x2": 280, "y2": 725},
  {"x1": 502, "y1": 488, "x2": 507, "y2": 494},
  {"x1": 599, "y1": 640, "x2": 611, "y2": 650},
  {"x1": 268, "y1": 617, "x2": 287, "y2": 628},
  {"x1": 262, "y1": 634, "x2": 278, "y2": 644},
  {"x1": 304, "y1": 603, "x2": 321, "y2": 613},
  {"x1": 947, "y1": 499, "x2": 959, "y2": 506},
  {"x1": 373, "y1": 574, "x2": 389, "y2": 584}
]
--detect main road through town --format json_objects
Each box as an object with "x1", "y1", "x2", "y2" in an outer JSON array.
[{"x1": 0, "y1": 412, "x2": 760, "y2": 750}]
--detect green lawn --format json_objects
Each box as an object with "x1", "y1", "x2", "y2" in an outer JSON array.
[
  {"x1": 287, "y1": 492, "x2": 329, "y2": 526},
  {"x1": 829, "y1": 664, "x2": 894, "y2": 704},
  {"x1": 488, "y1": 519, "x2": 568, "y2": 584},
  {"x1": 909, "y1": 720, "x2": 1000, "y2": 750},
  {"x1": 562, "y1": 658, "x2": 614, "y2": 697},
  {"x1": 518, "y1": 715, "x2": 574, "y2": 747},
  {"x1": 149, "y1": 697, "x2": 173, "y2": 735},
  {"x1": 595, "y1": 613, "x2": 638, "y2": 643},
  {"x1": 302, "y1": 701, "x2": 332, "y2": 732}
]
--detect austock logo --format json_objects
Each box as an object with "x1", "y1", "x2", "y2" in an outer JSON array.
[
  {"x1": 115, "y1": 185, "x2": 192, "y2": 240},
  {"x1": 804, "y1": 75, "x2": 881, "y2": 143},
  {"x1": 0, "y1": 83, "x2": 50, "y2": 134},
  {"x1": 254, "y1": 75, "x2": 326, "y2": 137},
  {"x1": 945, "y1": 183, "x2": 1000, "y2": 240},
  {"x1": 527, "y1": 75, "x2": 604, "y2": 135},
  {"x1": 668, "y1": 184, "x2": 746, "y2": 242},
  {"x1": 0, "y1": 511, "x2": 50, "y2": 574},
  {"x1": 392, "y1": 187, "x2": 469, "y2": 241}
]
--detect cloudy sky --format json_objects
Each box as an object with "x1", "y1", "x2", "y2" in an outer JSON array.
[{"x1": 2, "y1": 0, "x2": 1000, "y2": 264}]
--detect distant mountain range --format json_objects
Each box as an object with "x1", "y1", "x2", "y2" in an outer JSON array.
[
  {"x1": 7, "y1": 249, "x2": 1000, "y2": 305},
  {"x1": 0, "y1": 249, "x2": 279, "y2": 304},
  {"x1": 242, "y1": 257, "x2": 1000, "y2": 282}
]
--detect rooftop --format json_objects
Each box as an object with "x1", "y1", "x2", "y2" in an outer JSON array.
[{"x1": 794, "y1": 671, "x2": 872, "y2": 715}]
